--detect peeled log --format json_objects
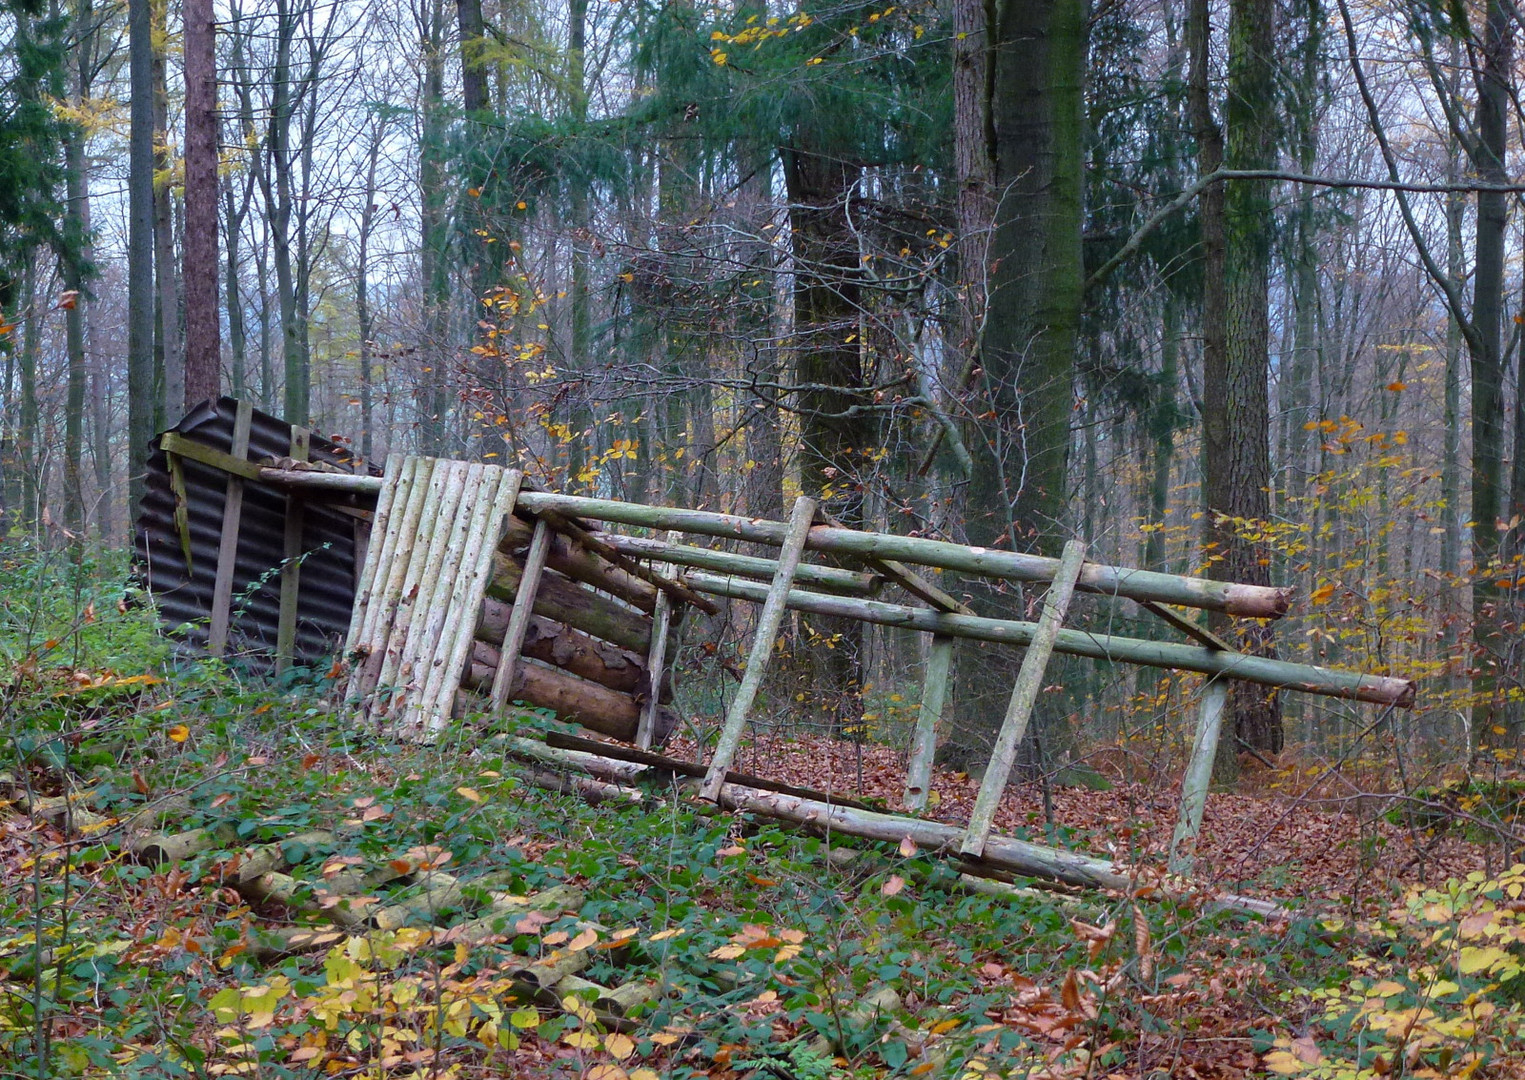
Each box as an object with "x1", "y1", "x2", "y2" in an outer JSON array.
[
  {"x1": 458, "y1": 659, "x2": 641, "y2": 741},
  {"x1": 486, "y1": 554, "x2": 651, "y2": 654},
  {"x1": 501, "y1": 514, "x2": 658, "y2": 614},
  {"x1": 473, "y1": 617, "x2": 669, "y2": 700}
]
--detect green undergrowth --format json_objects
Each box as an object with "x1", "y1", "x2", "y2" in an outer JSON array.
[{"x1": 4, "y1": 546, "x2": 1525, "y2": 1079}]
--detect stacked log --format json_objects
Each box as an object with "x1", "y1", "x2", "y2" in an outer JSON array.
[{"x1": 457, "y1": 512, "x2": 682, "y2": 746}]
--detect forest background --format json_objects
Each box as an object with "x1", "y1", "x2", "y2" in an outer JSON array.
[{"x1": 3, "y1": 0, "x2": 1525, "y2": 774}]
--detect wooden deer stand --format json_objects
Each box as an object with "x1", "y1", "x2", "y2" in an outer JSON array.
[{"x1": 139, "y1": 414, "x2": 1417, "y2": 898}]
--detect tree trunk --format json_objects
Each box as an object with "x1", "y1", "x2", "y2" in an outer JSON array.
[
  {"x1": 976, "y1": 0, "x2": 1084, "y2": 554},
  {"x1": 782, "y1": 134, "x2": 872, "y2": 732},
  {"x1": 152, "y1": 5, "x2": 182, "y2": 422},
  {"x1": 61, "y1": 0, "x2": 93, "y2": 539},
  {"x1": 1205, "y1": 0, "x2": 1281, "y2": 774},
  {"x1": 127, "y1": 0, "x2": 157, "y2": 513},
  {"x1": 417, "y1": 0, "x2": 450, "y2": 450},
  {"x1": 1471, "y1": 0, "x2": 1515, "y2": 739},
  {"x1": 182, "y1": 0, "x2": 220, "y2": 406}
]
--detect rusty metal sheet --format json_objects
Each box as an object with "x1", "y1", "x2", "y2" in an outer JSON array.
[{"x1": 133, "y1": 397, "x2": 380, "y2": 669}]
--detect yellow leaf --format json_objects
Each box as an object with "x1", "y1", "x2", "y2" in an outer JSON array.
[
  {"x1": 456, "y1": 787, "x2": 484, "y2": 803},
  {"x1": 604, "y1": 1032, "x2": 636, "y2": 1059},
  {"x1": 569, "y1": 927, "x2": 598, "y2": 951},
  {"x1": 649, "y1": 927, "x2": 684, "y2": 941},
  {"x1": 588, "y1": 1067, "x2": 628, "y2": 1080},
  {"x1": 563, "y1": 1030, "x2": 600, "y2": 1050},
  {"x1": 709, "y1": 944, "x2": 746, "y2": 960},
  {"x1": 1386, "y1": 381, "x2": 1406, "y2": 392},
  {"x1": 711, "y1": 49, "x2": 728, "y2": 65},
  {"x1": 167, "y1": 724, "x2": 190, "y2": 743},
  {"x1": 1309, "y1": 583, "x2": 1335, "y2": 605},
  {"x1": 881, "y1": 874, "x2": 906, "y2": 897},
  {"x1": 1262, "y1": 1050, "x2": 1309, "y2": 1075},
  {"x1": 899, "y1": 836, "x2": 917, "y2": 857},
  {"x1": 1459, "y1": 945, "x2": 1510, "y2": 974}
]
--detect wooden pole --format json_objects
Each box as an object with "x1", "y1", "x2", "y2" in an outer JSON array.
[
  {"x1": 636, "y1": 531, "x2": 679, "y2": 749},
  {"x1": 352, "y1": 457, "x2": 429, "y2": 704},
  {"x1": 686, "y1": 572, "x2": 1415, "y2": 707},
  {"x1": 472, "y1": 623, "x2": 662, "y2": 699},
  {"x1": 490, "y1": 517, "x2": 554, "y2": 712},
  {"x1": 904, "y1": 634, "x2": 954, "y2": 811},
  {"x1": 515, "y1": 492, "x2": 1292, "y2": 618},
  {"x1": 700, "y1": 496, "x2": 818, "y2": 800},
  {"x1": 1168, "y1": 678, "x2": 1229, "y2": 876},
  {"x1": 962, "y1": 540, "x2": 1087, "y2": 858},
  {"x1": 343, "y1": 452, "x2": 405, "y2": 662},
  {"x1": 275, "y1": 425, "x2": 309, "y2": 672},
  {"x1": 421, "y1": 468, "x2": 523, "y2": 729},
  {"x1": 208, "y1": 400, "x2": 254, "y2": 655},
  {"x1": 598, "y1": 533, "x2": 882, "y2": 596}
]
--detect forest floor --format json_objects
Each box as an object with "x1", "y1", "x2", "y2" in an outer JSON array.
[
  {"x1": 670, "y1": 731, "x2": 1498, "y2": 912},
  {"x1": 7, "y1": 672, "x2": 1525, "y2": 1080}
]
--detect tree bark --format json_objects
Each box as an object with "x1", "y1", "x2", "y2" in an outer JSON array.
[
  {"x1": 127, "y1": 0, "x2": 156, "y2": 511},
  {"x1": 182, "y1": 0, "x2": 220, "y2": 406}
]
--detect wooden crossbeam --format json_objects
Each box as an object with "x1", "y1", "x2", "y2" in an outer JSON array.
[
  {"x1": 208, "y1": 401, "x2": 254, "y2": 655},
  {"x1": 490, "y1": 517, "x2": 553, "y2": 713},
  {"x1": 275, "y1": 426, "x2": 310, "y2": 673},
  {"x1": 1168, "y1": 679, "x2": 1229, "y2": 876},
  {"x1": 636, "y1": 531, "x2": 681, "y2": 750},
  {"x1": 1137, "y1": 599, "x2": 1234, "y2": 652},
  {"x1": 700, "y1": 496, "x2": 818, "y2": 801},
  {"x1": 904, "y1": 634, "x2": 954, "y2": 811},
  {"x1": 961, "y1": 540, "x2": 1088, "y2": 859}
]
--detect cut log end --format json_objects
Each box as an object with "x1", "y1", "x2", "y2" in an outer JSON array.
[{"x1": 1222, "y1": 583, "x2": 1294, "y2": 619}]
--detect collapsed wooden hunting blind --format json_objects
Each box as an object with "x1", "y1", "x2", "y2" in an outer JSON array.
[{"x1": 138, "y1": 398, "x2": 1417, "y2": 889}]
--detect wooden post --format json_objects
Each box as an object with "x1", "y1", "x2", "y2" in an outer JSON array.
[
  {"x1": 343, "y1": 452, "x2": 405, "y2": 661},
  {"x1": 700, "y1": 497, "x2": 817, "y2": 801},
  {"x1": 636, "y1": 531, "x2": 681, "y2": 749},
  {"x1": 207, "y1": 400, "x2": 254, "y2": 655},
  {"x1": 1168, "y1": 678, "x2": 1229, "y2": 876},
  {"x1": 489, "y1": 517, "x2": 554, "y2": 712},
  {"x1": 904, "y1": 634, "x2": 953, "y2": 811},
  {"x1": 961, "y1": 540, "x2": 1087, "y2": 859},
  {"x1": 275, "y1": 426, "x2": 310, "y2": 672},
  {"x1": 350, "y1": 456, "x2": 426, "y2": 704},
  {"x1": 421, "y1": 468, "x2": 523, "y2": 730}
]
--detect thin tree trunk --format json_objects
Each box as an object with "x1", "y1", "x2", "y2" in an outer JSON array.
[
  {"x1": 61, "y1": 0, "x2": 94, "y2": 539},
  {"x1": 152, "y1": 4, "x2": 182, "y2": 421},
  {"x1": 127, "y1": 0, "x2": 156, "y2": 514}
]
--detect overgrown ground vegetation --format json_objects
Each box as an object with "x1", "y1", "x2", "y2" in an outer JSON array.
[{"x1": 4, "y1": 546, "x2": 1525, "y2": 1080}]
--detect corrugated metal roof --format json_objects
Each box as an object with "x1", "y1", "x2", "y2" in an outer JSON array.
[{"x1": 134, "y1": 397, "x2": 381, "y2": 669}]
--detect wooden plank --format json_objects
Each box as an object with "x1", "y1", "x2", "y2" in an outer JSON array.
[
  {"x1": 489, "y1": 517, "x2": 554, "y2": 713},
  {"x1": 422, "y1": 468, "x2": 524, "y2": 731},
  {"x1": 1168, "y1": 678, "x2": 1229, "y2": 876},
  {"x1": 166, "y1": 446, "x2": 194, "y2": 575},
  {"x1": 160, "y1": 431, "x2": 263, "y2": 481},
  {"x1": 275, "y1": 426, "x2": 310, "y2": 673},
  {"x1": 635, "y1": 530, "x2": 680, "y2": 749},
  {"x1": 904, "y1": 634, "x2": 954, "y2": 811},
  {"x1": 1137, "y1": 599, "x2": 1234, "y2": 652},
  {"x1": 961, "y1": 540, "x2": 1088, "y2": 859},
  {"x1": 699, "y1": 496, "x2": 818, "y2": 801},
  {"x1": 208, "y1": 400, "x2": 255, "y2": 655}
]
